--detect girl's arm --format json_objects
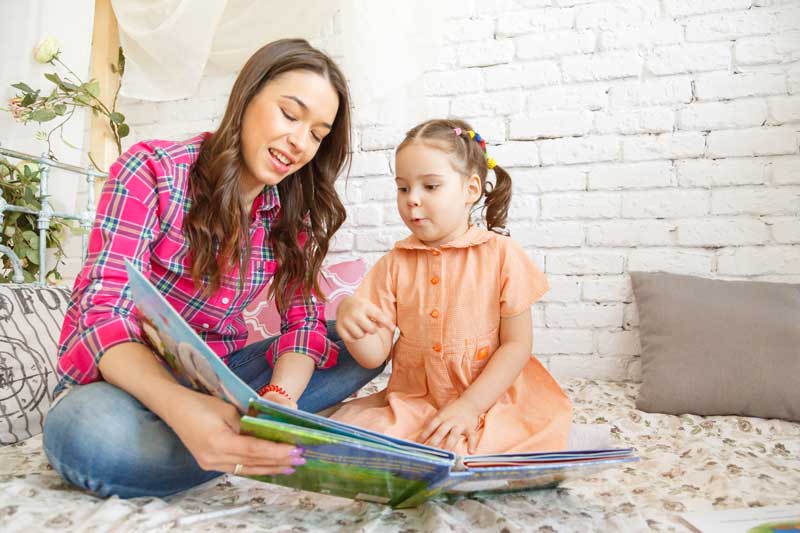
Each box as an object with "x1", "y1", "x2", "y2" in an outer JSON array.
[
  {"x1": 336, "y1": 295, "x2": 394, "y2": 369},
  {"x1": 420, "y1": 308, "x2": 533, "y2": 451}
]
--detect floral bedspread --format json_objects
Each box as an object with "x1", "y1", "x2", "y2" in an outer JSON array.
[{"x1": 2, "y1": 378, "x2": 798, "y2": 532}]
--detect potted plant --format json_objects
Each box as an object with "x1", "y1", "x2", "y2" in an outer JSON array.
[{"x1": 2, "y1": 37, "x2": 126, "y2": 283}]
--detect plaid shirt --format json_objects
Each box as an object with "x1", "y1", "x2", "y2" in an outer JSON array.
[{"x1": 56, "y1": 135, "x2": 338, "y2": 390}]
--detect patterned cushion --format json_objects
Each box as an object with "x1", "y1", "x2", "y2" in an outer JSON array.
[
  {"x1": 0, "y1": 285, "x2": 70, "y2": 444},
  {"x1": 243, "y1": 259, "x2": 367, "y2": 342}
]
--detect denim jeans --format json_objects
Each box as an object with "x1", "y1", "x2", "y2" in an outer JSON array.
[{"x1": 42, "y1": 321, "x2": 383, "y2": 498}]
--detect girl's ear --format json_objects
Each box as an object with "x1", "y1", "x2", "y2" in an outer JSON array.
[{"x1": 465, "y1": 173, "x2": 482, "y2": 203}]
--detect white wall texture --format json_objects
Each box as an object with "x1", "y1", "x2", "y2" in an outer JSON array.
[{"x1": 117, "y1": 0, "x2": 800, "y2": 381}]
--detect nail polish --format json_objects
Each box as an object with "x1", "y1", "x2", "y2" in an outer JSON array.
[
  {"x1": 289, "y1": 447, "x2": 304, "y2": 457},
  {"x1": 282, "y1": 468, "x2": 295, "y2": 475},
  {"x1": 291, "y1": 457, "x2": 306, "y2": 466}
]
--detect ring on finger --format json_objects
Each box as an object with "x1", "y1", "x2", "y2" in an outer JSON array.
[{"x1": 233, "y1": 463, "x2": 244, "y2": 476}]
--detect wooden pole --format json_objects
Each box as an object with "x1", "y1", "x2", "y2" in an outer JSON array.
[{"x1": 89, "y1": 0, "x2": 120, "y2": 198}]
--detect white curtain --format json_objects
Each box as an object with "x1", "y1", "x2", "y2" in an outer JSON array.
[{"x1": 111, "y1": 0, "x2": 445, "y2": 124}]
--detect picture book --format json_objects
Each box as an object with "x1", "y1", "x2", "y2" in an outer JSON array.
[{"x1": 124, "y1": 260, "x2": 638, "y2": 508}]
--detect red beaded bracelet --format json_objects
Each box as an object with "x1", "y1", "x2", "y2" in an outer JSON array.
[{"x1": 258, "y1": 383, "x2": 293, "y2": 402}]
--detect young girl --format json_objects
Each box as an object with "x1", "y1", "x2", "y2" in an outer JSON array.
[
  {"x1": 42, "y1": 39, "x2": 384, "y2": 498},
  {"x1": 333, "y1": 119, "x2": 572, "y2": 455}
]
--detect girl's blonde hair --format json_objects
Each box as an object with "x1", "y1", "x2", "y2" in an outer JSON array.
[{"x1": 397, "y1": 118, "x2": 512, "y2": 234}]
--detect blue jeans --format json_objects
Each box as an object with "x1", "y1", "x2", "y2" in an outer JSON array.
[{"x1": 43, "y1": 321, "x2": 383, "y2": 499}]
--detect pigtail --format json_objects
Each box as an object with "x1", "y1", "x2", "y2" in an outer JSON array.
[{"x1": 484, "y1": 164, "x2": 512, "y2": 235}]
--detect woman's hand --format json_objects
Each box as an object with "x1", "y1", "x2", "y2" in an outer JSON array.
[
  {"x1": 419, "y1": 397, "x2": 483, "y2": 453},
  {"x1": 168, "y1": 389, "x2": 303, "y2": 476},
  {"x1": 335, "y1": 296, "x2": 393, "y2": 343}
]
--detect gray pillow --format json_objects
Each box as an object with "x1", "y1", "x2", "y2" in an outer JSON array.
[
  {"x1": 0, "y1": 285, "x2": 70, "y2": 444},
  {"x1": 630, "y1": 271, "x2": 800, "y2": 422}
]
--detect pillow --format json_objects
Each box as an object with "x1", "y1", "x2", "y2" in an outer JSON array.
[
  {"x1": 0, "y1": 285, "x2": 71, "y2": 444},
  {"x1": 630, "y1": 271, "x2": 800, "y2": 421},
  {"x1": 244, "y1": 259, "x2": 367, "y2": 342}
]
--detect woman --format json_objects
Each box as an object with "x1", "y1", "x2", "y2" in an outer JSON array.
[{"x1": 43, "y1": 39, "x2": 382, "y2": 498}]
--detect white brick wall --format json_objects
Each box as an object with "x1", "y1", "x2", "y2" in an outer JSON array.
[{"x1": 118, "y1": 0, "x2": 800, "y2": 382}]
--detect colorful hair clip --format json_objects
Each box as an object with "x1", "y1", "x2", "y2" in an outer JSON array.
[{"x1": 453, "y1": 127, "x2": 462, "y2": 136}]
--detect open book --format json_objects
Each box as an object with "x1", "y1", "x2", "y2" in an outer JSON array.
[{"x1": 125, "y1": 260, "x2": 637, "y2": 508}]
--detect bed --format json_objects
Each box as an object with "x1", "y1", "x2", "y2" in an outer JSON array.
[
  {"x1": 2, "y1": 374, "x2": 799, "y2": 532},
  {"x1": 1, "y1": 149, "x2": 798, "y2": 532}
]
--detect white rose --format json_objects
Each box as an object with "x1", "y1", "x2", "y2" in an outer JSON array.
[{"x1": 33, "y1": 37, "x2": 60, "y2": 64}]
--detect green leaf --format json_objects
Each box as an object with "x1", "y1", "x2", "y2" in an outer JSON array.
[
  {"x1": 85, "y1": 80, "x2": 100, "y2": 97},
  {"x1": 21, "y1": 93, "x2": 35, "y2": 106},
  {"x1": 12, "y1": 82, "x2": 34, "y2": 93},
  {"x1": 26, "y1": 247, "x2": 39, "y2": 265},
  {"x1": 61, "y1": 80, "x2": 78, "y2": 91},
  {"x1": 30, "y1": 109, "x2": 57, "y2": 122},
  {"x1": 75, "y1": 93, "x2": 92, "y2": 106},
  {"x1": 44, "y1": 72, "x2": 62, "y2": 86},
  {"x1": 54, "y1": 103, "x2": 67, "y2": 115},
  {"x1": 117, "y1": 123, "x2": 130, "y2": 138},
  {"x1": 110, "y1": 112, "x2": 125, "y2": 124}
]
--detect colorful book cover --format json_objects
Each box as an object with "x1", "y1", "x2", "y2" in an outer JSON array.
[{"x1": 125, "y1": 260, "x2": 638, "y2": 507}]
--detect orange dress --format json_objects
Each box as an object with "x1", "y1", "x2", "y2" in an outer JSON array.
[{"x1": 332, "y1": 226, "x2": 572, "y2": 455}]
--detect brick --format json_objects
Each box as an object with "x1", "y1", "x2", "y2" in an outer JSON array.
[
  {"x1": 457, "y1": 39, "x2": 515, "y2": 68},
  {"x1": 545, "y1": 303, "x2": 625, "y2": 328},
  {"x1": 622, "y1": 190, "x2": 709, "y2": 218},
  {"x1": 771, "y1": 155, "x2": 800, "y2": 184},
  {"x1": 600, "y1": 21, "x2": 683, "y2": 50},
  {"x1": 711, "y1": 187, "x2": 800, "y2": 215},
  {"x1": 790, "y1": 62, "x2": 800, "y2": 94},
  {"x1": 121, "y1": 102, "x2": 160, "y2": 125},
  {"x1": 623, "y1": 132, "x2": 706, "y2": 161},
  {"x1": 678, "y1": 100, "x2": 768, "y2": 131},
  {"x1": 646, "y1": 43, "x2": 731, "y2": 76},
  {"x1": 546, "y1": 252, "x2": 625, "y2": 274},
  {"x1": 451, "y1": 90, "x2": 524, "y2": 117},
  {"x1": 562, "y1": 51, "x2": 643, "y2": 83},
  {"x1": 512, "y1": 222, "x2": 585, "y2": 247},
  {"x1": 588, "y1": 161, "x2": 676, "y2": 190},
  {"x1": 706, "y1": 127, "x2": 798, "y2": 157},
  {"x1": 497, "y1": 8, "x2": 575, "y2": 36},
  {"x1": 424, "y1": 69, "x2": 484, "y2": 96},
  {"x1": 664, "y1": 0, "x2": 752, "y2": 17},
  {"x1": 596, "y1": 330, "x2": 641, "y2": 356},
  {"x1": 527, "y1": 84, "x2": 609, "y2": 111},
  {"x1": 510, "y1": 111, "x2": 593, "y2": 140},
  {"x1": 717, "y1": 245, "x2": 800, "y2": 275},
  {"x1": 546, "y1": 355, "x2": 639, "y2": 381},
  {"x1": 329, "y1": 231, "x2": 355, "y2": 253},
  {"x1": 542, "y1": 192, "x2": 622, "y2": 219},
  {"x1": 489, "y1": 142, "x2": 540, "y2": 167},
  {"x1": 483, "y1": 61, "x2": 562, "y2": 90},
  {"x1": 676, "y1": 218, "x2": 770, "y2": 245},
  {"x1": 610, "y1": 77, "x2": 693, "y2": 107},
  {"x1": 361, "y1": 177, "x2": 396, "y2": 201},
  {"x1": 540, "y1": 136, "x2": 620, "y2": 165},
  {"x1": 350, "y1": 205, "x2": 383, "y2": 227},
  {"x1": 335, "y1": 178, "x2": 363, "y2": 203},
  {"x1": 771, "y1": 218, "x2": 800, "y2": 243},
  {"x1": 576, "y1": 1, "x2": 660, "y2": 30},
  {"x1": 582, "y1": 276, "x2": 634, "y2": 302},
  {"x1": 382, "y1": 204, "x2": 403, "y2": 226},
  {"x1": 676, "y1": 158, "x2": 769, "y2": 187},
  {"x1": 694, "y1": 71, "x2": 787, "y2": 101},
  {"x1": 593, "y1": 107, "x2": 675, "y2": 135},
  {"x1": 736, "y1": 31, "x2": 800, "y2": 65},
  {"x1": 768, "y1": 96, "x2": 800, "y2": 125},
  {"x1": 624, "y1": 303, "x2": 640, "y2": 329},
  {"x1": 360, "y1": 126, "x2": 405, "y2": 151},
  {"x1": 587, "y1": 220, "x2": 676, "y2": 246},
  {"x1": 516, "y1": 30, "x2": 595, "y2": 60},
  {"x1": 685, "y1": 6, "x2": 800, "y2": 42},
  {"x1": 349, "y1": 152, "x2": 390, "y2": 177},
  {"x1": 442, "y1": 17, "x2": 497, "y2": 43},
  {"x1": 627, "y1": 248, "x2": 715, "y2": 275},
  {"x1": 534, "y1": 328, "x2": 594, "y2": 354},
  {"x1": 513, "y1": 167, "x2": 587, "y2": 193},
  {"x1": 540, "y1": 276, "x2": 582, "y2": 302},
  {"x1": 508, "y1": 194, "x2": 540, "y2": 221}
]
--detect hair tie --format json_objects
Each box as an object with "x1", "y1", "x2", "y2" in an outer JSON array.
[
  {"x1": 453, "y1": 127, "x2": 462, "y2": 136},
  {"x1": 463, "y1": 129, "x2": 498, "y2": 170}
]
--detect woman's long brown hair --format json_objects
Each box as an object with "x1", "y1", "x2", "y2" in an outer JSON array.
[
  {"x1": 397, "y1": 118, "x2": 512, "y2": 234},
  {"x1": 184, "y1": 39, "x2": 350, "y2": 311}
]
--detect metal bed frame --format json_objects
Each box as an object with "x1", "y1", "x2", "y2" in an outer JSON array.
[{"x1": 0, "y1": 144, "x2": 104, "y2": 285}]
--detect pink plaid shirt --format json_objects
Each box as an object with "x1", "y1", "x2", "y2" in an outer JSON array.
[{"x1": 56, "y1": 134, "x2": 338, "y2": 390}]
